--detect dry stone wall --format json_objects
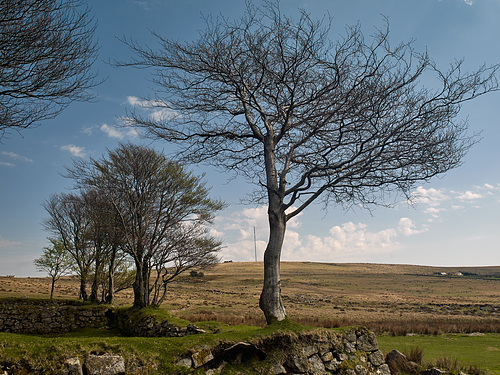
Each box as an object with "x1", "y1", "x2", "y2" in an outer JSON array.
[
  {"x1": 176, "y1": 328, "x2": 391, "y2": 375},
  {"x1": 0, "y1": 299, "x2": 111, "y2": 334}
]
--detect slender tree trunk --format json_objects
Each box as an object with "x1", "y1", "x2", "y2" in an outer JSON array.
[
  {"x1": 259, "y1": 136, "x2": 287, "y2": 324},
  {"x1": 90, "y1": 258, "x2": 101, "y2": 303},
  {"x1": 50, "y1": 277, "x2": 56, "y2": 300},
  {"x1": 105, "y1": 250, "x2": 116, "y2": 304},
  {"x1": 259, "y1": 205, "x2": 287, "y2": 324}
]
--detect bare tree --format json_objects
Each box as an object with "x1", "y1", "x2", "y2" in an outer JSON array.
[
  {"x1": 67, "y1": 143, "x2": 224, "y2": 308},
  {"x1": 149, "y1": 222, "x2": 221, "y2": 307},
  {"x1": 0, "y1": 0, "x2": 99, "y2": 139},
  {"x1": 120, "y1": 1, "x2": 499, "y2": 323},
  {"x1": 34, "y1": 237, "x2": 73, "y2": 299},
  {"x1": 42, "y1": 193, "x2": 94, "y2": 301}
]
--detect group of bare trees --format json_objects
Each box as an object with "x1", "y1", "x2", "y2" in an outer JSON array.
[{"x1": 42, "y1": 143, "x2": 224, "y2": 307}]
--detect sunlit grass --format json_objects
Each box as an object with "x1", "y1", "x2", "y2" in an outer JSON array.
[{"x1": 377, "y1": 333, "x2": 500, "y2": 374}]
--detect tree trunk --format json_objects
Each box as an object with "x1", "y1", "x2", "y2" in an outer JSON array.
[
  {"x1": 259, "y1": 205, "x2": 287, "y2": 324},
  {"x1": 79, "y1": 276, "x2": 88, "y2": 301},
  {"x1": 259, "y1": 136, "x2": 287, "y2": 324},
  {"x1": 105, "y1": 250, "x2": 116, "y2": 304},
  {"x1": 132, "y1": 259, "x2": 149, "y2": 308},
  {"x1": 90, "y1": 258, "x2": 101, "y2": 303},
  {"x1": 50, "y1": 277, "x2": 56, "y2": 300}
]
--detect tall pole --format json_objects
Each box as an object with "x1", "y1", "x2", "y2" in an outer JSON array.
[{"x1": 254, "y1": 226, "x2": 257, "y2": 262}]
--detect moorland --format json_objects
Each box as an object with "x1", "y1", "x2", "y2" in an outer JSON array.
[{"x1": 1, "y1": 262, "x2": 499, "y2": 373}]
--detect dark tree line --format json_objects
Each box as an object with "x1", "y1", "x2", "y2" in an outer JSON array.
[{"x1": 43, "y1": 143, "x2": 224, "y2": 307}]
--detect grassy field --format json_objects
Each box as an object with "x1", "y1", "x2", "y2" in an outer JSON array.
[
  {"x1": 1, "y1": 262, "x2": 499, "y2": 373},
  {"x1": 377, "y1": 333, "x2": 500, "y2": 374},
  {"x1": 1, "y1": 262, "x2": 499, "y2": 334}
]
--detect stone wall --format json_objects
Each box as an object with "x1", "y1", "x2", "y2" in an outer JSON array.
[
  {"x1": 0, "y1": 299, "x2": 111, "y2": 334},
  {"x1": 176, "y1": 328, "x2": 391, "y2": 375}
]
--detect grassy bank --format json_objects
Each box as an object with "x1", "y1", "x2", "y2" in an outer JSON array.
[{"x1": 377, "y1": 333, "x2": 500, "y2": 375}]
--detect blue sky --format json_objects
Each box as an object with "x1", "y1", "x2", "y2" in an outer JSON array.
[{"x1": 1, "y1": 0, "x2": 499, "y2": 276}]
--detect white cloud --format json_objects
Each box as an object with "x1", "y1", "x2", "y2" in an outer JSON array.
[
  {"x1": 61, "y1": 144, "x2": 86, "y2": 158},
  {"x1": 410, "y1": 184, "x2": 500, "y2": 220},
  {"x1": 457, "y1": 190, "x2": 483, "y2": 201},
  {"x1": 282, "y1": 221, "x2": 401, "y2": 262},
  {"x1": 397, "y1": 217, "x2": 428, "y2": 236},
  {"x1": 127, "y1": 96, "x2": 150, "y2": 108},
  {"x1": 0, "y1": 161, "x2": 15, "y2": 167},
  {"x1": 412, "y1": 186, "x2": 449, "y2": 206},
  {"x1": 100, "y1": 124, "x2": 138, "y2": 139},
  {"x1": 464, "y1": 0, "x2": 473, "y2": 5},
  {"x1": 1, "y1": 151, "x2": 33, "y2": 163},
  {"x1": 216, "y1": 205, "x2": 424, "y2": 263},
  {"x1": 126, "y1": 96, "x2": 179, "y2": 123}
]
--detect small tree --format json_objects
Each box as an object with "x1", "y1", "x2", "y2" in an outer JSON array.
[
  {"x1": 43, "y1": 193, "x2": 94, "y2": 300},
  {"x1": 121, "y1": 1, "x2": 499, "y2": 323},
  {"x1": 34, "y1": 238, "x2": 73, "y2": 299},
  {"x1": 0, "y1": 0, "x2": 99, "y2": 139}
]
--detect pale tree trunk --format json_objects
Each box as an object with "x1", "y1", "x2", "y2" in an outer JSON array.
[
  {"x1": 259, "y1": 204, "x2": 287, "y2": 324},
  {"x1": 259, "y1": 137, "x2": 287, "y2": 324},
  {"x1": 105, "y1": 251, "x2": 116, "y2": 304}
]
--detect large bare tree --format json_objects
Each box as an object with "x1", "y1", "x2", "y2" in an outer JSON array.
[
  {"x1": 0, "y1": 0, "x2": 98, "y2": 139},
  {"x1": 121, "y1": 2, "x2": 499, "y2": 323}
]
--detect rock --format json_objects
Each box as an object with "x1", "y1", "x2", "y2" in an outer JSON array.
[
  {"x1": 369, "y1": 350, "x2": 385, "y2": 366},
  {"x1": 386, "y1": 350, "x2": 411, "y2": 374},
  {"x1": 321, "y1": 351, "x2": 333, "y2": 362},
  {"x1": 174, "y1": 357, "x2": 192, "y2": 368},
  {"x1": 270, "y1": 362, "x2": 287, "y2": 374},
  {"x1": 324, "y1": 358, "x2": 341, "y2": 372},
  {"x1": 61, "y1": 357, "x2": 83, "y2": 375},
  {"x1": 376, "y1": 364, "x2": 391, "y2": 375},
  {"x1": 308, "y1": 354, "x2": 326, "y2": 373},
  {"x1": 355, "y1": 364, "x2": 369, "y2": 375},
  {"x1": 425, "y1": 368, "x2": 448, "y2": 375},
  {"x1": 84, "y1": 353, "x2": 125, "y2": 375},
  {"x1": 357, "y1": 332, "x2": 378, "y2": 352},
  {"x1": 222, "y1": 342, "x2": 266, "y2": 364},
  {"x1": 345, "y1": 341, "x2": 357, "y2": 353},
  {"x1": 285, "y1": 355, "x2": 309, "y2": 373},
  {"x1": 191, "y1": 345, "x2": 214, "y2": 368},
  {"x1": 301, "y1": 344, "x2": 319, "y2": 357},
  {"x1": 186, "y1": 323, "x2": 207, "y2": 334}
]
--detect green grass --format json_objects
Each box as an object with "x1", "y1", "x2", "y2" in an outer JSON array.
[
  {"x1": 0, "y1": 318, "x2": 315, "y2": 374},
  {"x1": 377, "y1": 333, "x2": 500, "y2": 375}
]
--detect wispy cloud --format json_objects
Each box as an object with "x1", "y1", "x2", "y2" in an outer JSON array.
[
  {"x1": 411, "y1": 183, "x2": 499, "y2": 221},
  {"x1": 61, "y1": 144, "x2": 87, "y2": 158},
  {"x1": 100, "y1": 123, "x2": 138, "y2": 139},
  {"x1": 127, "y1": 0, "x2": 160, "y2": 11},
  {"x1": 0, "y1": 161, "x2": 15, "y2": 167},
  {"x1": 1, "y1": 151, "x2": 33, "y2": 163},
  {"x1": 126, "y1": 96, "x2": 179, "y2": 123}
]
